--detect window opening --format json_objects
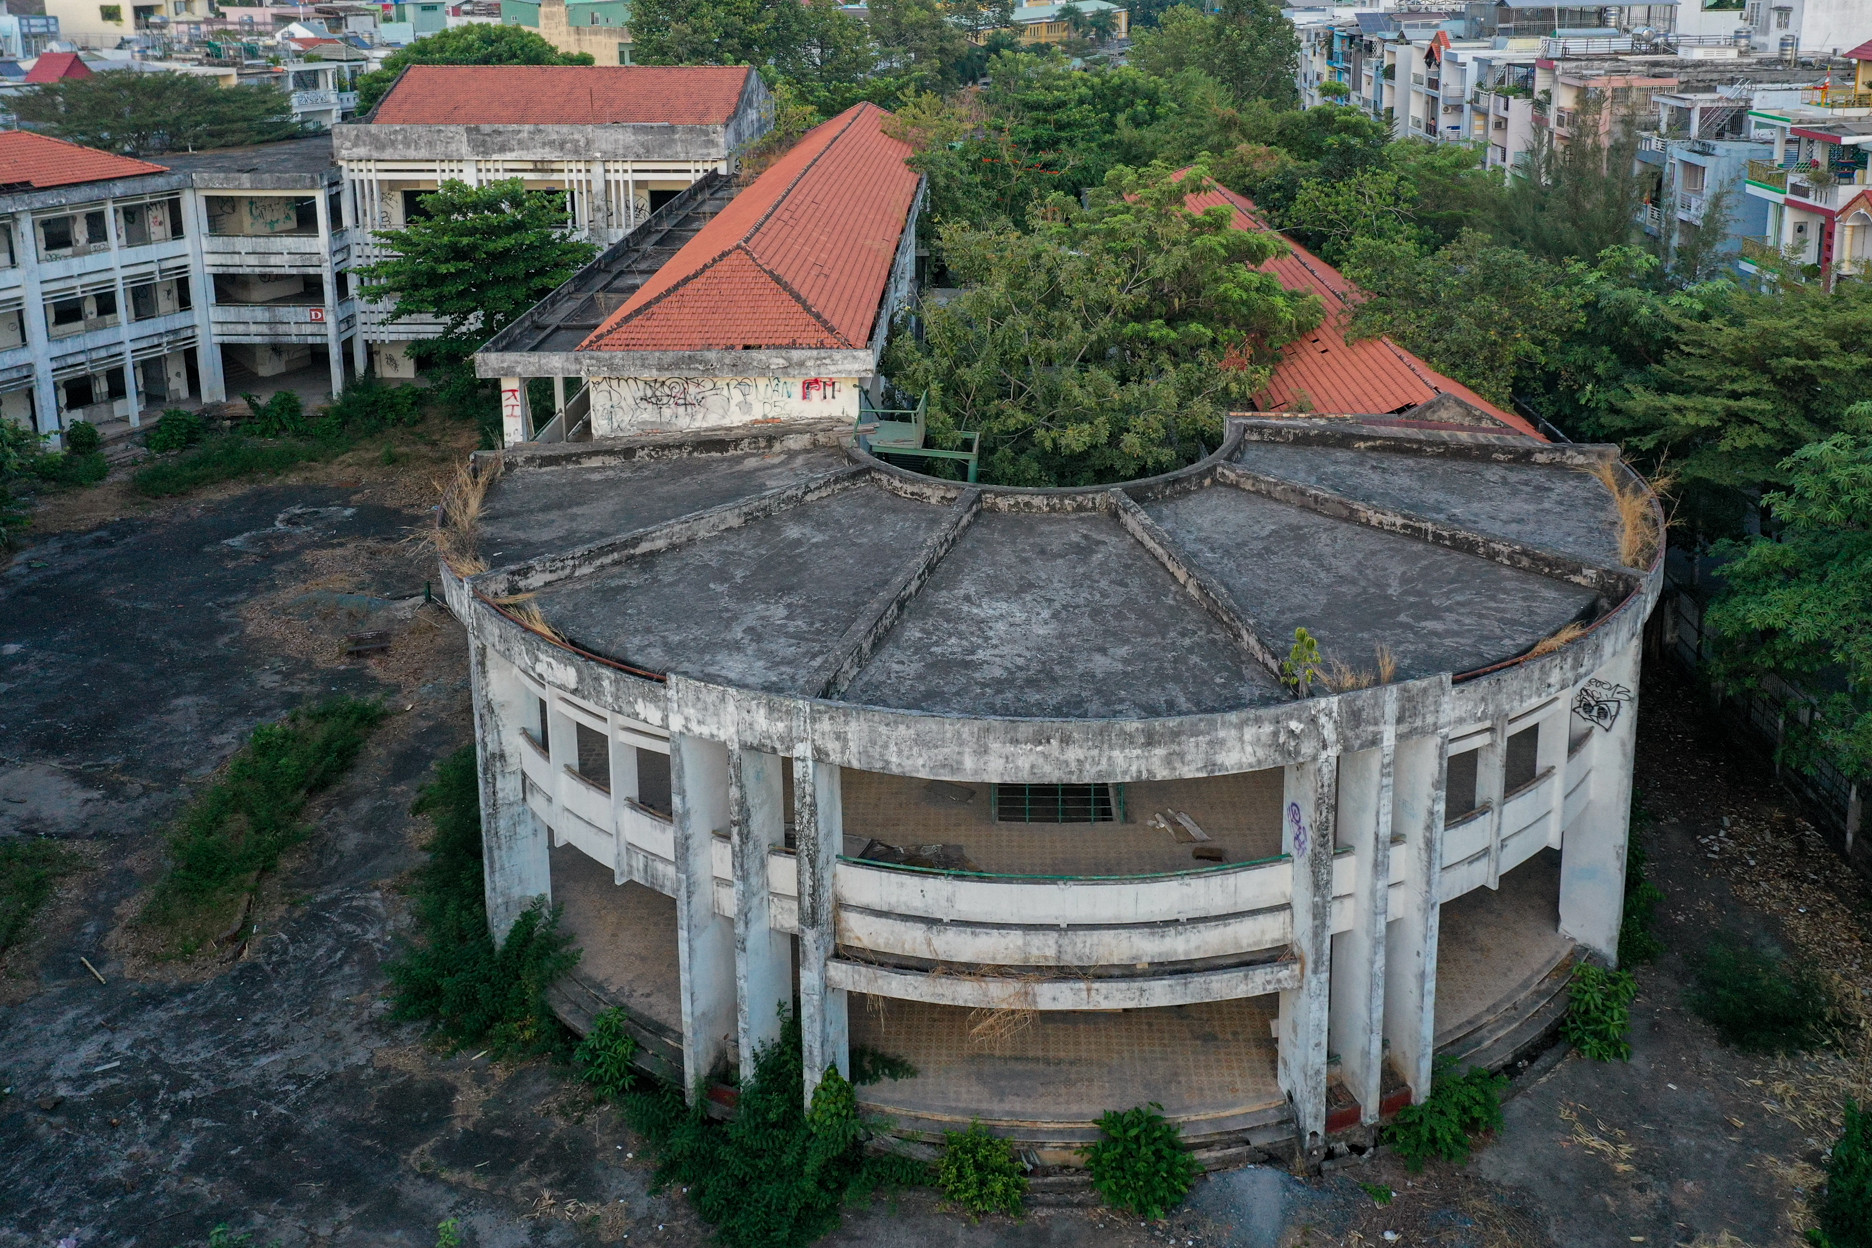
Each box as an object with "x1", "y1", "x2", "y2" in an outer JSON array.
[
  {"x1": 991, "y1": 783, "x2": 1124, "y2": 823},
  {"x1": 533, "y1": 696, "x2": 549, "y2": 750},
  {"x1": 1504, "y1": 725, "x2": 1540, "y2": 792},
  {"x1": 634, "y1": 747, "x2": 672, "y2": 816},
  {"x1": 574, "y1": 722, "x2": 610, "y2": 792},
  {"x1": 1444, "y1": 749, "x2": 1480, "y2": 824}
]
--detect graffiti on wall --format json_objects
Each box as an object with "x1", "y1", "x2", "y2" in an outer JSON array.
[
  {"x1": 1572, "y1": 679, "x2": 1633, "y2": 732},
  {"x1": 589, "y1": 375, "x2": 855, "y2": 435}
]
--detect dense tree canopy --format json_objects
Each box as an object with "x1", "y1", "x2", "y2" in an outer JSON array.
[
  {"x1": 1127, "y1": 0, "x2": 1299, "y2": 109},
  {"x1": 354, "y1": 25, "x2": 594, "y2": 113},
  {"x1": 13, "y1": 71, "x2": 304, "y2": 155}
]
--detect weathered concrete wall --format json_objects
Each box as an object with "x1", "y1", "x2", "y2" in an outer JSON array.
[{"x1": 586, "y1": 373, "x2": 863, "y2": 437}]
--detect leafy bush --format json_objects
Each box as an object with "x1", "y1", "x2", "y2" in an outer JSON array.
[
  {"x1": 132, "y1": 436, "x2": 331, "y2": 497},
  {"x1": 1563, "y1": 963, "x2": 1639, "y2": 1061},
  {"x1": 385, "y1": 746, "x2": 579, "y2": 1057},
  {"x1": 938, "y1": 1121, "x2": 1027, "y2": 1219},
  {"x1": 32, "y1": 449, "x2": 108, "y2": 487},
  {"x1": 1385, "y1": 1059, "x2": 1505, "y2": 1171},
  {"x1": 142, "y1": 698, "x2": 386, "y2": 951},
  {"x1": 1080, "y1": 1102, "x2": 1202, "y2": 1219},
  {"x1": 1813, "y1": 1100, "x2": 1872, "y2": 1248},
  {"x1": 0, "y1": 416, "x2": 41, "y2": 477},
  {"x1": 63, "y1": 420, "x2": 102, "y2": 454},
  {"x1": 1689, "y1": 933, "x2": 1836, "y2": 1054},
  {"x1": 0, "y1": 838, "x2": 81, "y2": 958},
  {"x1": 146, "y1": 408, "x2": 206, "y2": 454},
  {"x1": 576, "y1": 1007, "x2": 639, "y2": 1101},
  {"x1": 326, "y1": 376, "x2": 427, "y2": 433},
  {"x1": 621, "y1": 1014, "x2": 926, "y2": 1248},
  {"x1": 243, "y1": 390, "x2": 307, "y2": 437}
]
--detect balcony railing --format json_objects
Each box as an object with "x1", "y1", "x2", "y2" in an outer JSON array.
[
  {"x1": 1801, "y1": 88, "x2": 1872, "y2": 110},
  {"x1": 289, "y1": 88, "x2": 338, "y2": 112},
  {"x1": 1739, "y1": 237, "x2": 1781, "y2": 265},
  {"x1": 1747, "y1": 159, "x2": 1789, "y2": 190},
  {"x1": 1638, "y1": 135, "x2": 1668, "y2": 154},
  {"x1": 1677, "y1": 192, "x2": 1708, "y2": 224},
  {"x1": 1641, "y1": 203, "x2": 1664, "y2": 230}
]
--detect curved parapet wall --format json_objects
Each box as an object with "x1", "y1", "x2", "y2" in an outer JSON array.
[{"x1": 444, "y1": 414, "x2": 1662, "y2": 1158}]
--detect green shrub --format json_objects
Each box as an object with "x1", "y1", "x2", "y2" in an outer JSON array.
[
  {"x1": 1619, "y1": 791, "x2": 1665, "y2": 965},
  {"x1": 1080, "y1": 1102, "x2": 1202, "y2": 1219},
  {"x1": 327, "y1": 375, "x2": 427, "y2": 432},
  {"x1": 1814, "y1": 1101, "x2": 1872, "y2": 1248},
  {"x1": 938, "y1": 1121, "x2": 1027, "y2": 1218},
  {"x1": 576, "y1": 1007, "x2": 639, "y2": 1101},
  {"x1": 621, "y1": 1014, "x2": 926, "y2": 1248},
  {"x1": 849, "y1": 1045, "x2": 917, "y2": 1085},
  {"x1": 63, "y1": 419, "x2": 101, "y2": 454},
  {"x1": 1689, "y1": 933, "x2": 1836, "y2": 1054},
  {"x1": 1563, "y1": 963, "x2": 1639, "y2": 1061},
  {"x1": 146, "y1": 408, "x2": 206, "y2": 454},
  {"x1": 384, "y1": 746, "x2": 579, "y2": 1057},
  {"x1": 0, "y1": 838, "x2": 81, "y2": 957},
  {"x1": 243, "y1": 390, "x2": 306, "y2": 437},
  {"x1": 132, "y1": 435, "x2": 331, "y2": 497},
  {"x1": 142, "y1": 697, "x2": 386, "y2": 951},
  {"x1": 32, "y1": 449, "x2": 108, "y2": 486},
  {"x1": 0, "y1": 416, "x2": 42, "y2": 477},
  {"x1": 1385, "y1": 1059, "x2": 1505, "y2": 1171}
]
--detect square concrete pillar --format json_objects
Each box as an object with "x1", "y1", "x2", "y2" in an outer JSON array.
[
  {"x1": 794, "y1": 755, "x2": 849, "y2": 1103},
  {"x1": 1328, "y1": 687, "x2": 1396, "y2": 1126},
  {"x1": 468, "y1": 632, "x2": 550, "y2": 941},
  {"x1": 1560, "y1": 640, "x2": 1640, "y2": 962},
  {"x1": 1383, "y1": 684, "x2": 1451, "y2": 1103},
  {"x1": 730, "y1": 747, "x2": 793, "y2": 1072},
  {"x1": 1280, "y1": 751, "x2": 1338, "y2": 1152},
  {"x1": 671, "y1": 732, "x2": 736, "y2": 1096}
]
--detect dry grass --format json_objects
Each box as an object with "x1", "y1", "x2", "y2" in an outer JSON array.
[
  {"x1": 1586, "y1": 460, "x2": 1668, "y2": 569},
  {"x1": 1528, "y1": 621, "x2": 1587, "y2": 658},
  {"x1": 434, "y1": 454, "x2": 500, "y2": 577},
  {"x1": 1323, "y1": 644, "x2": 1398, "y2": 692},
  {"x1": 492, "y1": 592, "x2": 568, "y2": 645},
  {"x1": 1557, "y1": 1102, "x2": 1636, "y2": 1174}
]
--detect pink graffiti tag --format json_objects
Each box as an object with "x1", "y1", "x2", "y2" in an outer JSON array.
[{"x1": 1287, "y1": 801, "x2": 1308, "y2": 856}]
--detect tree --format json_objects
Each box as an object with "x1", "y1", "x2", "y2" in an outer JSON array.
[
  {"x1": 354, "y1": 25, "x2": 594, "y2": 113},
  {"x1": 1706, "y1": 405, "x2": 1872, "y2": 779},
  {"x1": 1491, "y1": 106, "x2": 1646, "y2": 263},
  {"x1": 1281, "y1": 166, "x2": 1418, "y2": 264},
  {"x1": 883, "y1": 162, "x2": 1322, "y2": 485},
  {"x1": 627, "y1": 0, "x2": 811, "y2": 73},
  {"x1": 11, "y1": 70, "x2": 303, "y2": 155},
  {"x1": 1127, "y1": 0, "x2": 1298, "y2": 108},
  {"x1": 867, "y1": 0, "x2": 979, "y2": 93}
]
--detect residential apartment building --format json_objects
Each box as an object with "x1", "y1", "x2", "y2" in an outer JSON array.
[
  {"x1": 332, "y1": 64, "x2": 772, "y2": 377},
  {"x1": 0, "y1": 132, "x2": 356, "y2": 448},
  {"x1": 1737, "y1": 42, "x2": 1872, "y2": 278},
  {"x1": 499, "y1": 0, "x2": 633, "y2": 64}
]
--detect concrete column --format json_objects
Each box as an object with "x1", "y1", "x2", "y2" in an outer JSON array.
[
  {"x1": 671, "y1": 732, "x2": 736, "y2": 1096},
  {"x1": 1279, "y1": 747, "x2": 1338, "y2": 1154},
  {"x1": 500, "y1": 375, "x2": 525, "y2": 446},
  {"x1": 1383, "y1": 680, "x2": 1452, "y2": 1103},
  {"x1": 608, "y1": 730, "x2": 640, "y2": 886},
  {"x1": 1560, "y1": 639, "x2": 1640, "y2": 961},
  {"x1": 553, "y1": 374, "x2": 567, "y2": 427},
  {"x1": 15, "y1": 211, "x2": 59, "y2": 441},
  {"x1": 795, "y1": 754, "x2": 849, "y2": 1102},
  {"x1": 730, "y1": 747, "x2": 792, "y2": 1072},
  {"x1": 1481, "y1": 714, "x2": 1508, "y2": 888},
  {"x1": 468, "y1": 625, "x2": 550, "y2": 941},
  {"x1": 314, "y1": 188, "x2": 345, "y2": 400},
  {"x1": 1328, "y1": 686, "x2": 1396, "y2": 1126},
  {"x1": 187, "y1": 190, "x2": 226, "y2": 402},
  {"x1": 101, "y1": 198, "x2": 141, "y2": 427}
]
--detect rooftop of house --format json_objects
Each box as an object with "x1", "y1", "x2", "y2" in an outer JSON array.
[
  {"x1": 1009, "y1": 1, "x2": 1123, "y2": 20},
  {"x1": 22, "y1": 51, "x2": 92, "y2": 83},
  {"x1": 366, "y1": 64, "x2": 757, "y2": 126},
  {"x1": 0, "y1": 131, "x2": 166, "y2": 192},
  {"x1": 579, "y1": 102, "x2": 918, "y2": 355},
  {"x1": 154, "y1": 135, "x2": 339, "y2": 186},
  {"x1": 463, "y1": 418, "x2": 1639, "y2": 720},
  {"x1": 1179, "y1": 176, "x2": 1540, "y2": 439}
]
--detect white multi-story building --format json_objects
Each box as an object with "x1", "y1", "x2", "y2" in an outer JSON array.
[{"x1": 0, "y1": 132, "x2": 358, "y2": 447}]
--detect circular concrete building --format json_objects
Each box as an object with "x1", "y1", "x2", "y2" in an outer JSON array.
[{"x1": 443, "y1": 413, "x2": 1660, "y2": 1164}]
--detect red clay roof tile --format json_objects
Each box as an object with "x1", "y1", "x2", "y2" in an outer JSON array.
[
  {"x1": 581, "y1": 102, "x2": 920, "y2": 354},
  {"x1": 369, "y1": 64, "x2": 755, "y2": 126},
  {"x1": 0, "y1": 131, "x2": 167, "y2": 190},
  {"x1": 24, "y1": 52, "x2": 93, "y2": 83},
  {"x1": 1182, "y1": 177, "x2": 1541, "y2": 439}
]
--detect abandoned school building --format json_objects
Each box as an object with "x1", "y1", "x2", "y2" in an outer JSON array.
[{"x1": 444, "y1": 102, "x2": 1663, "y2": 1165}]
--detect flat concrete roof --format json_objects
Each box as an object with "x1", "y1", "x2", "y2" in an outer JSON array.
[
  {"x1": 157, "y1": 136, "x2": 339, "y2": 187},
  {"x1": 465, "y1": 418, "x2": 1643, "y2": 722}
]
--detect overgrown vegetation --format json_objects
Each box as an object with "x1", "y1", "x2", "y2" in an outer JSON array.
[
  {"x1": 145, "y1": 408, "x2": 207, "y2": 455},
  {"x1": 1385, "y1": 1059, "x2": 1506, "y2": 1171},
  {"x1": 849, "y1": 1045, "x2": 918, "y2": 1085},
  {"x1": 0, "y1": 838, "x2": 83, "y2": 961},
  {"x1": 1688, "y1": 933, "x2": 1838, "y2": 1054},
  {"x1": 575, "y1": 1007, "x2": 639, "y2": 1101},
  {"x1": 140, "y1": 698, "x2": 385, "y2": 954},
  {"x1": 13, "y1": 69, "x2": 305, "y2": 154},
  {"x1": 620, "y1": 1014, "x2": 926, "y2": 1248},
  {"x1": 937, "y1": 1121, "x2": 1027, "y2": 1219},
  {"x1": 1562, "y1": 963, "x2": 1638, "y2": 1062},
  {"x1": 1079, "y1": 1102, "x2": 1202, "y2": 1219},
  {"x1": 384, "y1": 746, "x2": 579, "y2": 1057},
  {"x1": 1811, "y1": 1100, "x2": 1872, "y2": 1248},
  {"x1": 1619, "y1": 791, "x2": 1665, "y2": 965}
]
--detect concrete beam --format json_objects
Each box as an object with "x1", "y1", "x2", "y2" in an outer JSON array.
[
  {"x1": 729, "y1": 747, "x2": 792, "y2": 1072},
  {"x1": 1230, "y1": 417, "x2": 1621, "y2": 468},
  {"x1": 804, "y1": 489, "x2": 982, "y2": 699},
  {"x1": 1215, "y1": 461, "x2": 1637, "y2": 592},
  {"x1": 1109, "y1": 488, "x2": 1289, "y2": 685},
  {"x1": 826, "y1": 958, "x2": 1302, "y2": 1011},
  {"x1": 671, "y1": 732, "x2": 736, "y2": 1096},
  {"x1": 475, "y1": 346, "x2": 880, "y2": 380}
]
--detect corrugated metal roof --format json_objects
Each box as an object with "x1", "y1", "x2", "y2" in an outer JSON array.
[
  {"x1": 0, "y1": 131, "x2": 167, "y2": 190},
  {"x1": 581, "y1": 102, "x2": 920, "y2": 353},
  {"x1": 370, "y1": 64, "x2": 754, "y2": 126}
]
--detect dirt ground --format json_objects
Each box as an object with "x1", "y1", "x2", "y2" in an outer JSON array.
[{"x1": 2, "y1": 451, "x2": 1867, "y2": 1248}]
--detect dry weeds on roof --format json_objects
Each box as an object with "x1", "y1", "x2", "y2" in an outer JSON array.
[
  {"x1": 434, "y1": 455, "x2": 499, "y2": 577},
  {"x1": 1586, "y1": 460, "x2": 1670, "y2": 570}
]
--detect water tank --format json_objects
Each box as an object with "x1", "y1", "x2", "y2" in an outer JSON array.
[{"x1": 1780, "y1": 33, "x2": 1797, "y2": 62}]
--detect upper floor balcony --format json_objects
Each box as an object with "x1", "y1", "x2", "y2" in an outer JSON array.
[
  {"x1": 200, "y1": 230, "x2": 347, "y2": 273},
  {"x1": 1747, "y1": 158, "x2": 1789, "y2": 191},
  {"x1": 1786, "y1": 167, "x2": 1872, "y2": 210}
]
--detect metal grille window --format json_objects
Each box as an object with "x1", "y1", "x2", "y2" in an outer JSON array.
[
  {"x1": 575, "y1": 722, "x2": 610, "y2": 792},
  {"x1": 991, "y1": 783, "x2": 1123, "y2": 824}
]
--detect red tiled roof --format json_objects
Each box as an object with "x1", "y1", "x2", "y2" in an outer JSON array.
[
  {"x1": 1845, "y1": 38, "x2": 1872, "y2": 60},
  {"x1": 24, "y1": 52, "x2": 93, "y2": 83},
  {"x1": 0, "y1": 131, "x2": 166, "y2": 190},
  {"x1": 1181, "y1": 177, "x2": 1542, "y2": 439},
  {"x1": 370, "y1": 64, "x2": 755, "y2": 126},
  {"x1": 581, "y1": 102, "x2": 920, "y2": 354}
]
